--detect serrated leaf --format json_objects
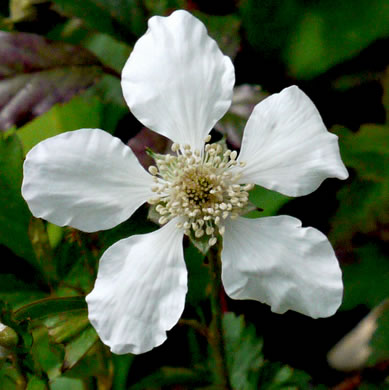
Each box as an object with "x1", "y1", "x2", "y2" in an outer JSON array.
[
  {"x1": 14, "y1": 297, "x2": 87, "y2": 321},
  {"x1": 0, "y1": 133, "x2": 36, "y2": 264},
  {"x1": 0, "y1": 31, "x2": 103, "y2": 131},
  {"x1": 51, "y1": 0, "x2": 147, "y2": 41},
  {"x1": 222, "y1": 313, "x2": 263, "y2": 390}
]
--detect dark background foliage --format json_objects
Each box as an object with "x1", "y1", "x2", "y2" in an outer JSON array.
[{"x1": 0, "y1": 0, "x2": 388, "y2": 389}]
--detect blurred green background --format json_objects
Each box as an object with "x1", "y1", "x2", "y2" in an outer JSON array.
[{"x1": 0, "y1": 0, "x2": 388, "y2": 389}]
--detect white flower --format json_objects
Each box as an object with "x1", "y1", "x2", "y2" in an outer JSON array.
[{"x1": 22, "y1": 10, "x2": 349, "y2": 355}]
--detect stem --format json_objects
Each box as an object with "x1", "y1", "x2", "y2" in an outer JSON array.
[{"x1": 207, "y1": 243, "x2": 232, "y2": 390}]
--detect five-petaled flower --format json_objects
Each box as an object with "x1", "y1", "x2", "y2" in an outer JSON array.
[{"x1": 22, "y1": 10, "x2": 348, "y2": 355}]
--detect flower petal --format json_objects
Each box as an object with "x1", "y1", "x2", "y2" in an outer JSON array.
[
  {"x1": 236, "y1": 86, "x2": 348, "y2": 196},
  {"x1": 86, "y1": 219, "x2": 187, "y2": 354},
  {"x1": 221, "y1": 216, "x2": 343, "y2": 318},
  {"x1": 22, "y1": 129, "x2": 154, "y2": 232},
  {"x1": 121, "y1": 10, "x2": 235, "y2": 151}
]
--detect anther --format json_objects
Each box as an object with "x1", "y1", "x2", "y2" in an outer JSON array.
[
  {"x1": 148, "y1": 165, "x2": 158, "y2": 175},
  {"x1": 209, "y1": 237, "x2": 217, "y2": 246},
  {"x1": 171, "y1": 143, "x2": 180, "y2": 152},
  {"x1": 230, "y1": 151, "x2": 237, "y2": 160}
]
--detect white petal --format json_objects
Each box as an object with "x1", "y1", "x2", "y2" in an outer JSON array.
[
  {"x1": 221, "y1": 216, "x2": 343, "y2": 318},
  {"x1": 121, "y1": 10, "x2": 235, "y2": 151},
  {"x1": 22, "y1": 129, "x2": 154, "y2": 232},
  {"x1": 236, "y1": 86, "x2": 348, "y2": 196},
  {"x1": 86, "y1": 219, "x2": 187, "y2": 354}
]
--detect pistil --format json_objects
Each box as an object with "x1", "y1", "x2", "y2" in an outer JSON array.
[{"x1": 147, "y1": 138, "x2": 254, "y2": 246}]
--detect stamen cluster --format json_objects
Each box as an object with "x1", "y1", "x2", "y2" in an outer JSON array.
[{"x1": 148, "y1": 137, "x2": 254, "y2": 246}]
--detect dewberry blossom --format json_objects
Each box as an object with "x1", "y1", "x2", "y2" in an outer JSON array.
[{"x1": 22, "y1": 10, "x2": 348, "y2": 355}]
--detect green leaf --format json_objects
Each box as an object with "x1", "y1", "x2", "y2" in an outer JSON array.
[
  {"x1": 222, "y1": 313, "x2": 263, "y2": 390},
  {"x1": 0, "y1": 274, "x2": 46, "y2": 309},
  {"x1": 246, "y1": 185, "x2": 291, "y2": 219},
  {"x1": 112, "y1": 354, "x2": 135, "y2": 390},
  {"x1": 185, "y1": 243, "x2": 210, "y2": 305},
  {"x1": 51, "y1": 0, "x2": 147, "y2": 41},
  {"x1": 330, "y1": 125, "x2": 389, "y2": 245},
  {"x1": 240, "y1": 0, "x2": 300, "y2": 57},
  {"x1": 81, "y1": 32, "x2": 131, "y2": 74},
  {"x1": 31, "y1": 326, "x2": 64, "y2": 380},
  {"x1": 17, "y1": 94, "x2": 104, "y2": 155},
  {"x1": 339, "y1": 125, "x2": 389, "y2": 181},
  {"x1": 341, "y1": 245, "x2": 389, "y2": 310},
  {"x1": 0, "y1": 361, "x2": 27, "y2": 390},
  {"x1": 28, "y1": 219, "x2": 58, "y2": 285},
  {"x1": 286, "y1": 0, "x2": 389, "y2": 79},
  {"x1": 50, "y1": 377, "x2": 84, "y2": 390},
  {"x1": 0, "y1": 31, "x2": 103, "y2": 131},
  {"x1": 84, "y1": 75, "x2": 128, "y2": 132},
  {"x1": 194, "y1": 12, "x2": 241, "y2": 59},
  {"x1": 43, "y1": 311, "x2": 89, "y2": 344},
  {"x1": 14, "y1": 297, "x2": 87, "y2": 321},
  {"x1": 128, "y1": 366, "x2": 209, "y2": 390},
  {"x1": 26, "y1": 376, "x2": 47, "y2": 390},
  {"x1": 259, "y1": 362, "x2": 314, "y2": 390},
  {"x1": 62, "y1": 325, "x2": 99, "y2": 372},
  {"x1": 0, "y1": 133, "x2": 36, "y2": 264}
]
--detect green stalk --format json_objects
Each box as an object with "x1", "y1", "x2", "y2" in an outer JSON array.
[{"x1": 207, "y1": 243, "x2": 232, "y2": 390}]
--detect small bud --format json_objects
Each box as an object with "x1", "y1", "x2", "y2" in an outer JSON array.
[{"x1": 0, "y1": 323, "x2": 18, "y2": 350}]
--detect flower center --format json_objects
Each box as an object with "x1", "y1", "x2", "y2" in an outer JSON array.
[{"x1": 147, "y1": 136, "x2": 254, "y2": 246}]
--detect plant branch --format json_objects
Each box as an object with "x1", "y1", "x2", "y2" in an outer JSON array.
[{"x1": 207, "y1": 242, "x2": 232, "y2": 390}]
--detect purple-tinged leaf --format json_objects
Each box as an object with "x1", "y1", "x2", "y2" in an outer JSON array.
[{"x1": 0, "y1": 31, "x2": 103, "y2": 131}]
